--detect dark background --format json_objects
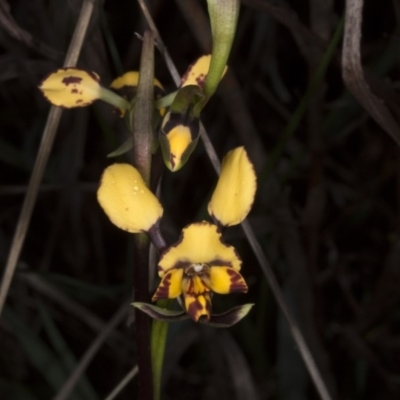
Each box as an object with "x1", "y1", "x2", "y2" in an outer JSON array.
[{"x1": 0, "y1": 0, "x2": 399, "y2": 399}]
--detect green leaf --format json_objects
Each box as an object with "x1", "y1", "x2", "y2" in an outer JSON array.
[
  {"x1": 203, "y1": 0, "x2": 239, "y2": 100},
  {"x1": 132, "y1": 302, "x2": 189, "y2": 321},
  {"x1": 107, "y1": 137, "x2": 133, "y2": 157}
]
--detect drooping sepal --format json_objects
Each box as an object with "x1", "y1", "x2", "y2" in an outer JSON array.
[
  {"x1": 97, "y1": 163, "x2": 163, "y2": 233},
  {"x1": 208, "y1": 147, "x2": 257, "y2": 227},
  {"x1": 205, "y1": 303, "x2": 254, "y2": 327},
  {"x1": 132, "y1": 302, "x2": 189, "y2": 322},
  {"x1": 134, "y1": 302, "x2": 254, "y2": 327}
]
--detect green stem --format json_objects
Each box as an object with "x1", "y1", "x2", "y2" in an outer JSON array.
[
  {"x1": 99, "y1": 87, "x2": 130, "y2": 111},
  {"x1": 151, "y1": 300, "x2": 170, "y2": 400},
  {"x1": 133, "y1": 233, "x2": 153, "y2": 400},
  {"x1": 131, "y1": 29, "x2": 170, "y2": 400}
]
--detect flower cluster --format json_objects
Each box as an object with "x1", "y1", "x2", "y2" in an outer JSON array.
[
  {"x1": 97, "y1": 147, "x2": 256, "y2": 324},
  {"x1": 39, "y1": 52, "x2": 256, "y2": 326}
]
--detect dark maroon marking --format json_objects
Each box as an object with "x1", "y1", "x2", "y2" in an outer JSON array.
[
  {"x1": 181, "y1": 69, "x2": 190, "y2": 82},
  {"x1": 87, "y1": 70, "x2": 100, "y2": 82},
  {"x1": 226, "y1": 269, "x2": 248, "y2": 292},
  {"x1": 62, "y1": 76, "x2": 82, "y2": 86},
  {"x1": 187, "y1": 299, "x2": 204, "y2": 320},
  {"x1": 71, "y1": 88, "x2": 78, "y2": 94},
  {"x1": 153, "y1": 272, "x2": 172, "y2": 299},
  {"x1": 169, "y1": 153, "x2": 176, "y2": 169},
  {"x1": 209, "y1": 259, "x2": 232, "y2": 267},
  {"x1": 195, "y1": 73, "x2": 206, "y2": 88}
]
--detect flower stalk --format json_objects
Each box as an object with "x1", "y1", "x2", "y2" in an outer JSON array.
[{"x1": 131, "y1": 30, "x2": 156, "y2": 400}]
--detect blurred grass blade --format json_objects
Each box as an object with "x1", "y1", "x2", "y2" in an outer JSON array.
[
  {"x1": 0, "y1": 0, "x2": 96, "y2": 316},
  {"x1": 342, "y1": 0, "x2": 400, "y2": 145},
  {"x1": 262, "y1": 17, "x2": 344, "y2": 178},
  {"x1": 53, "y1": 302, "x2": 130, "y2": 400},
  {"x1": 104, "y1": 366, "x2": 139, "y2": 400},
  {"x1": 3, "y1": 307, "x2": 81, "y2": 400},
  {"x1": 37, "y1": 299, "x2": 99, "y2": 400}
]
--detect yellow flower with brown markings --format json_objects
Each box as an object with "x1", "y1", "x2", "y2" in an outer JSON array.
[
  {"x1": 152, "y1": 222, "x2": 247, "y2": 322},
  {"x1": 152, "y1": 147, "x2": 256, "y2": 321},
  {"x1": 39, "y1": 68, "x2": 102, "y2": 108}
]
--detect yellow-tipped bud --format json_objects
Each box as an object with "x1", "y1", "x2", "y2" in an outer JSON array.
[
  {"x1": 208, "y1": 147, "x2": 256, "y2": 227},
  {"x1": 39, "y1": 68, "x2": 101, "y2": 108},
  {"x1": 181, "y1": 55, "x2": 227, "y2": 88},
  {"x1": 110, "y1": 71, "x2": 163, "y2": 91},
  {"x1": 97, "y1": 164, "x2": 163, "y2": 233},
  {"x1": 159, "y1": 112, "x2": 199, "y2": 172}
]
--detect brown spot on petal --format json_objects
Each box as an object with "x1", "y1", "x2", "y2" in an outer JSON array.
[
  {"x1": 71, "y1": 88, "x2": 78, "y2": 93},
  {"x1": 62, "y1": 76, "x2": 82, "y2": 86}
]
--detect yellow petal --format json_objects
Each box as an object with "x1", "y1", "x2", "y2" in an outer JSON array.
[
  {"x1": 208, "y1": 147, "x2": 256, "y2": 227},
  {"x1": 39, "y1": 68, "x2": 101, "y2": 107},
  {"x1": 160, "y1": 112, "x2": 199, "y2": 172},
  {"x1": 204, "y1": 267, "x2": 248, "y2": 294},
  {"x1": 152, "y1": 269, "x2": 183, "y2": 300},
  {"x1": 158, "y1": 222, "x2": 241, "y2": 275},
  {"x1": 181, "y1": 55, "x2": 227, "y2": 88},
  {"x1": 166, "y1": 125, "x2": 192, "y2": 170},
  {"x1": 110, "y1": 71, "x2": 163, "y2": 91},
  {"x1": 97, "y1": 164, "x2": 163, "y2": 233}
]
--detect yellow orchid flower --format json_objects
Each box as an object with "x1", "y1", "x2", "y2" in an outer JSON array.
[
  {"x1": 39, "y1": 68, "x2": 129, "y2": 111},
  {"x1": 152, "y1": 222, "x2": 247, "y2": 321},
  {"x1": 159, "y1": 54, "x2": 227, "y2": 172},
  {"x1": 151, "y1": 147, "x2": 256, "y2": 321},
  {"x1": 96, "y1": 147, "x2": 256, "y2": 322},
  {"x1": 97, "y1": 163, "x2": 163, "y2": 233}
]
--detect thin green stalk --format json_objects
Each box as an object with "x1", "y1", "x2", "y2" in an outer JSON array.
[
  {"x1": 130, "y1": 29, "x2": 171, "y2": 400},
  {"x1": 151, "y1": 300, "x2": 170, "y2": 400}
]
